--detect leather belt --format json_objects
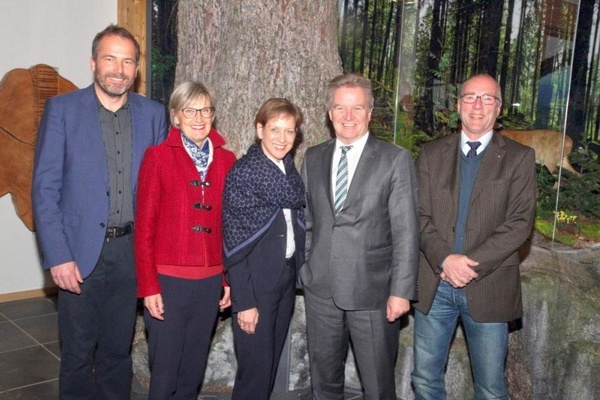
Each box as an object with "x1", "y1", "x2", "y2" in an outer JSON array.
[{"x1": 105, "y1": 222, "x2": 133, "y2": 239}]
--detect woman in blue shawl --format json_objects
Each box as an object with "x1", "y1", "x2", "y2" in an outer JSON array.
[{"x1": 223, "y1": 98, "x2": 305, "y2": 400}]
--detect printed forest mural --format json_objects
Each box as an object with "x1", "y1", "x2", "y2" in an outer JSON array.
[{"x1": 150, "y1": 0, "x2": 599, "y2": 246}]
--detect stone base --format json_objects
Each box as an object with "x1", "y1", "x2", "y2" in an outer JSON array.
[{"x1": 132, "y1": 243, "x2": 600, "y2": 399}]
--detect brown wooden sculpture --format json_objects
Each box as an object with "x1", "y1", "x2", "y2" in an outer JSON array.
[{"x1": 0, "y1": 64, "x2": 78, "y2": 231}]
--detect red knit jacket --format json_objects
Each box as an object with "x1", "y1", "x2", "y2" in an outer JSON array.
[{"x1": 135, "y1": 127, "x2": 236, "y2": 297}]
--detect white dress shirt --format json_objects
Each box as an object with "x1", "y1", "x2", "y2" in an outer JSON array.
[
  {"x1": 331, "y1": 132, "x2": 370, "y2": 198},
  {"x1": 460, "y1": 130, "x2": 493, "y2": 156},
  {"x1": 273, "y1": 158, "x2": 295, "y2": 258}
]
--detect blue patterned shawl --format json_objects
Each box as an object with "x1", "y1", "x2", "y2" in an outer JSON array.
[{"x1": 223, "y1": 144, "x2": 305, "y2": 260}]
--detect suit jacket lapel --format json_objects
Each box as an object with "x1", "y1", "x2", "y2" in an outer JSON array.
[
  {"x1": 81, "y1": 85, "x2": 109, "y2": 188},
  {"x1": 321, "y1": 140, "x2": 336, "y2": 214},
  {"x1": 442, "y1": 135, "x2": 460, "y2": 211},
  {"x1": 343, "y1": 135, "x2": 376, "y2": 208},
  {"x1": 129, "y1": 93, "x2": 145, "y2": 194},
  {"x1": 470, "y1": 131, "x2": 506, "y2": 203}
]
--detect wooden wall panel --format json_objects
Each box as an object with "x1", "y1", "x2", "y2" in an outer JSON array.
[{"x1": 118, "y1": 0, "x2": 147, "y2": 95}]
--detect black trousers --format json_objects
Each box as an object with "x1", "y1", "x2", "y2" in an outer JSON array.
[
  {"x1": 58, "y1": 234, "x2": 137, "y2": 400},
  {"x1": 231, "y1": 258, "x2": 296, "y2": 400},
  {"x1": 144, "y1": 273, "x2": 221, "y2": 400}
]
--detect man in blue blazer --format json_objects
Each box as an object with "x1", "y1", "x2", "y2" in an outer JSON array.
[
  {"x1": 301, "y1": 73, "x2": 420, "y2": 399},
  {"x1": 32, "y1": 25, "x2": 167, "y2": 399}
]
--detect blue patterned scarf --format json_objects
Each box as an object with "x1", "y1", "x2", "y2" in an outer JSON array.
[
  {"x1": 223, "y1": 144, "x2": 305, "y2": 257},
  {"x1": 181, "y1": 133, "x2": 210, "y2": 173}
]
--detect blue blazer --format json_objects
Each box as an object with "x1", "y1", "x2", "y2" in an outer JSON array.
[{"x1": 32, "y1": 84, "x2": 168, "y2": 278}]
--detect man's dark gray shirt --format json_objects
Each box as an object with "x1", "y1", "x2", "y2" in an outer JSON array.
[{"x1": 98, "y1": 98, "x2": 134, "y2": 227}]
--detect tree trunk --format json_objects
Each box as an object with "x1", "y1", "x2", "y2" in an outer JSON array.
[
  {"x1": 530, "y1": 0, "x2": 543, "y2": 120},
  {"x1": 359, "y1": 0, "x2": 369, "y2": 73},
  {"x1": 585, "y1": 0, "x2": 600, "y2": 142},
  {"x1": 420, "y1": 0, "x2": 444, "y2": 133},
  {"x1": 566, "y1": 0, "x2": 593, "y2": 144},
  {"x1": 451, "y1": 0, "x2": 471, "y2": 85},
  {"x1": 478, "y1": 0, "x2": 503, "y2": 76},
  {"x1": 350, "y1": 0, "x2": 359, "y2": 72},
  {"x1": 340, "y1": 0, "x2": 350, "y2": 70},
  {"x1": 176, "y1": 0, "x2": 342, "y2": 157},
  {"x1": 377, "y1": 2, "x2": 395, "y2": 85},
  {"x1": 499, "y1": 0, "x2": 515, "y2": 102},
  {"x1": 368, "y1": 0, "x2": 379, "y2": 80},
  {"x1": 512, "y1": 0, "x2": 527, "y2": 118}
]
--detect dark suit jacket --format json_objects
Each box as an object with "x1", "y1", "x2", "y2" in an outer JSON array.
[
  {"x1": 300, "y1": 134, "x2": 420, "y2": 310},
  {"x1": 414, "y1": 132, "x2": 536, "y2": 322},
  {"x1": 32, "y1": 84, "x2": 168, "y2": 279}
]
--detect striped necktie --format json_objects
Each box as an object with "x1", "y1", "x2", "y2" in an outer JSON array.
[{"x1": 334, "y1": 145, "x2": 352, "y2": 215}]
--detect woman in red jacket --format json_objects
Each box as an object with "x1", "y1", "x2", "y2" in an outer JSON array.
[{"x1": 135, "y1": 81, "x2": 236, "y2": 400}]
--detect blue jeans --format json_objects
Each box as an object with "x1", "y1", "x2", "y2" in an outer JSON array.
[{"x1": 411, "y1": 281, "x2": 508, "y2": 400}]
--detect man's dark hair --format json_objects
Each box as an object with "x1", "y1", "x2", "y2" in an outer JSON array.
[{"x1": 91, "y1": 24, "x2": 141, "y2": 64}]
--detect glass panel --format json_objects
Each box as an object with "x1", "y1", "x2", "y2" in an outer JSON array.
[
  {"x1": 149, "y1": 0, "x2": 599, "y2": 245},
  {"x1": 338, "y1": 0, "x2": 600, "y2": 247}
]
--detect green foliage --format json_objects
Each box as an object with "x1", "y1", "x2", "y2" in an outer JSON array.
[
  {"x1": 434, "y1": 109, "x2": 460, "y2": 131},
  {"x1": 394, "y1": 112, "x2": 432, "y2": 160},
  {"x1": 369, "y1": 107, "x2": 394, "y2": 144},
  {"x1": 366, "y1": 79, "x2": 427, "y2": 159},
  {"x1": 536, "y1": 164, "x2": 558, "y2": 211},
  {"x1": 534, "y1": 218, "x2": 554, "y2": 237},
  {"x1": 580, "y1": 222, "x2": 600, "y2": 242},
  {"x1": 534, "y1": 145, "x2": 600, "y2": 244},
  {"x1": 534, "y1": 217, "x2": 578, "y2": 246},
  {"x1": 498, "y1": 114, "x2": 533, "y2": 130},
  {"x1": 151, "y1": 48, "x2": 176, "y2": 106},
  {"x1": 554, "y1": 150, "x2": 600, "y2": 219}
]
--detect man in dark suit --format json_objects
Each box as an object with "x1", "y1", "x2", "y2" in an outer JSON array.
[
  {"x1": 301, "y1": 73, "x2": 420, "y2": 400},
  {"x1": 32, "y1": 25, "x2": 167, "y2": 399},
  {"x1": 411, "y1": 74, "x2": 536, "y2": 400}
]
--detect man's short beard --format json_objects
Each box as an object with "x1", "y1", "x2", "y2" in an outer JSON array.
[{"x1": 95, "y1": 72, "x2": 132, "y2": 97}]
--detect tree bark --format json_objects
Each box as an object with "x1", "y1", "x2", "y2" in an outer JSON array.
[{"x1": 176, "y1": 0, "x2": 342, "y2": 157}]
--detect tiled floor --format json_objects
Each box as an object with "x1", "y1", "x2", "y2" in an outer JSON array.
[
  {"x1": 0, "y1": 296, "x2": 365, "y2": 400},
  {"x1": 0, "y1": 296, "x2": 60, "y2": 400}
]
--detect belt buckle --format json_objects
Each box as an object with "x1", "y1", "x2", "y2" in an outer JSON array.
[
  {"x1": 105, "y1": 227, "x2": 118, "y2": 241},
  {"x1": 105, "y1": 222, "x2": 133, "y2": 241}
]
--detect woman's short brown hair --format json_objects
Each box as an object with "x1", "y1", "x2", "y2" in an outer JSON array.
[{"x1": 254, "y1": 98, "x2": 304, "y2": 127}]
